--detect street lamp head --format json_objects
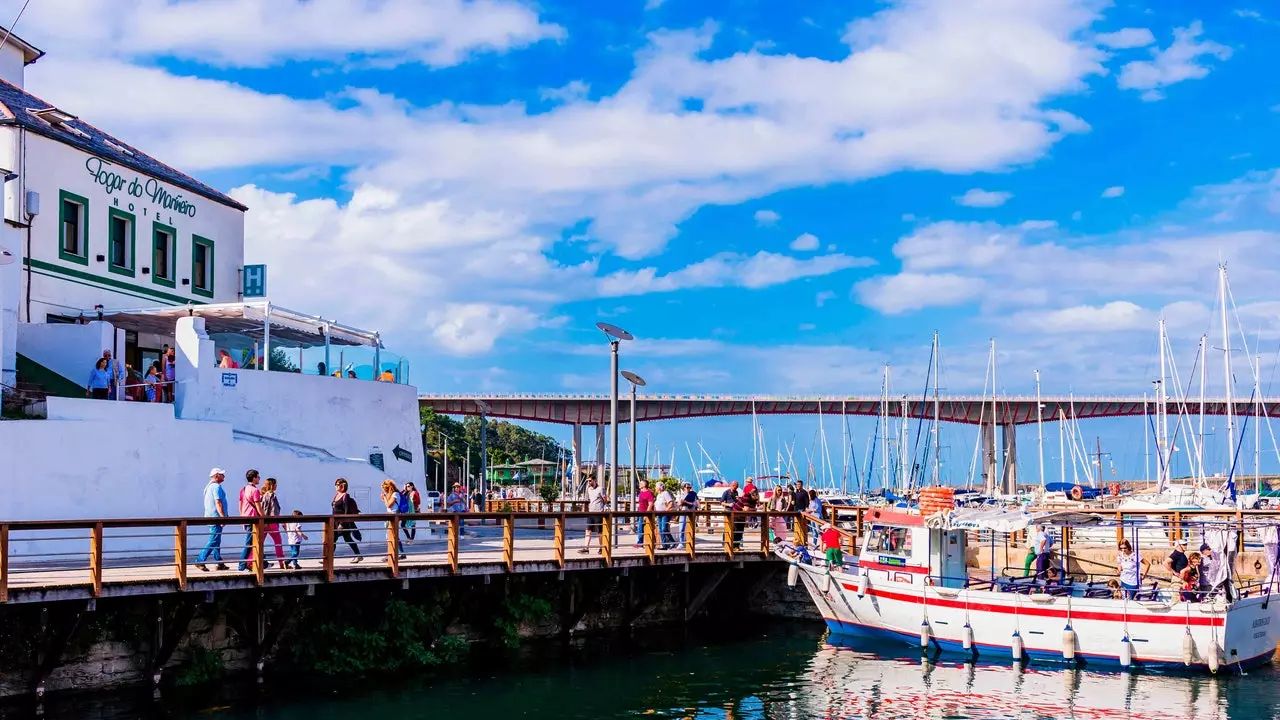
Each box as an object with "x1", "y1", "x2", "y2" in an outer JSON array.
[
  {"x1": 621, "y1": 370, "x2": 647, "y2": 387},
  {"x1": 474, "y1": 399, "x2": 493, "y2": 414},
  {"x1": 596, "y1": 322, "x2": 634, "y2": 342}
]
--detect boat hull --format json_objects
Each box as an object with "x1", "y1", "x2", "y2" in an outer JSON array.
[{"x1": 793, "y1": 562, "x2": 1280, "y2": 672}]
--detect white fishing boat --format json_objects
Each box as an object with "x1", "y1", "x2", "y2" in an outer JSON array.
[{"x1": 780, "y1": 507, "x2": 1280, "y2": 672}]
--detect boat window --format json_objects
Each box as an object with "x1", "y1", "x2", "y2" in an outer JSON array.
[{"x1": 865, "y1": 527, "x2": 912, "y2": 555}]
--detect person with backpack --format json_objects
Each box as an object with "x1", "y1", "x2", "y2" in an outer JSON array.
[
  {"x1": 332, "y1": 478, "x2": 363, "y2": 563},
  {"x1": 402, "y1": 481, "x2": 421, "y2": 544},
  {"x1": 381, "y1": 479, "x2": 408, "y2": 562}
]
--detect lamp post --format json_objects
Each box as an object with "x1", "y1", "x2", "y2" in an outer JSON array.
[
  {"x1": 621, "y1": 370, "x2": 647, "y2": 518},
  {"x1": 439, "y1": 431, "x2": 451, "y2": 495},
  {"x1": 596, "y1": 322, "x2": 633, "y2": 546},
  {"x1": 476, "y1": 399, "x2": 492, "y2": 512}
]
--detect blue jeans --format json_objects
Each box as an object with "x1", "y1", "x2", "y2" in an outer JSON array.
[
  {"x1": 238, "y1": 526, "x2": 255, "y2": 568},
  {"x1": 658, "y1": 516, "x2": 674, "y2": 549},
  {"x1": 196, "y1": 523, "x2": 223, "y2": 562},
  {"x1": 1121, "y1": 581, "x2": 1139, "y2": 599},
  {"x1": 288, "y1": 543, "x2": 301, "y2": 565}
]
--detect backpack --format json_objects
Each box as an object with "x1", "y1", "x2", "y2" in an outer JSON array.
[{"x1": 396, "y1": 491, "x2": 411, "y2": 514}]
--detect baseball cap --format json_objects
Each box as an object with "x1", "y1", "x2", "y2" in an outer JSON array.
[
  {"x1": 209, "y1": 467, "x2": 225, "y2": 477},
  {"x1": 1175, "y1": 538, "x2": 1187, "y2": 547},
  {"x1": 1200, "y1": 543, "x2": 1211, "y2": 552}
]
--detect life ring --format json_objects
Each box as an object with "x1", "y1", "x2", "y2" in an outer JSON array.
[
  {"x1": 1109, "y1": 482, "x2": 1121, "y2": 497},
  {"x1": 1070, "y1": 485, "x2": 1083, "y2": 501}
]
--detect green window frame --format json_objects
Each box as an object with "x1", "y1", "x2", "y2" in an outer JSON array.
[
  {"x1": 191, "y1": 235, "x2": 214, "y2": 298},
  {"x1": 58, "y1": 190, "x2": 89, "y2": 266},
  {"x1": 106, "y1": 207, "x2": 136, "y2": 277},
  {"x1": 151, "y1": 221, "x2": 176, "y2": 288}
]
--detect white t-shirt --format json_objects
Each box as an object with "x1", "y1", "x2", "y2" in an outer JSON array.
[
  {"x1": 285, "y1": 522, "x2": 304, "y2": 545},
  {"x1": 586, "y1": 485, "x2": 607, "y2": 512},
  {"x1": 655, "y1": 491, "x2": 674, "y2": 511},
  {"x1": 1118, "y1": 552, "x2": 1139, "y2": 585}
]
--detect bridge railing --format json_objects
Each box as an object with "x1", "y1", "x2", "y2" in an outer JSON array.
[{"x1": 0, "y1": 510, "x2": 803, "y2": 602}]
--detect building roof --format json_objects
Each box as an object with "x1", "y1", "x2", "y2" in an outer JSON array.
[
  {"x1": 97, "y1": 302, "x2": 381, "y2": 349},
  {"x1": 517, "y1": 459, "x2": 558, "y2": 467},
  {"x1": 0, "y1": 26, "x2": 45, "y2": 66},
  {"x1": 0, "y1": 78, "x2": 247, "y2": 211}
]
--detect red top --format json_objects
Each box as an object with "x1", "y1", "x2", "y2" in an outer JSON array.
[
  {"x1": 637, "y1": 489, "x2": 655, "y2": 512},
  {"x1": 821, "y1": 527, "x2": 841, "y2": 550},
  {"x1": 743, "y1": 482, "x2": 757, "y2": 497}
]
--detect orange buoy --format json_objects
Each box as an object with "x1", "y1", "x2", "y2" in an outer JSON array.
[{"x1": 1070, "y1": 485, "x2": 1083, "y2": 501}]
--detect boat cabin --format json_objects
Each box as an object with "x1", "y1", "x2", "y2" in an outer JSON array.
[{"x1": 858, "y1": 509, "x2": 967, "y2": 590}]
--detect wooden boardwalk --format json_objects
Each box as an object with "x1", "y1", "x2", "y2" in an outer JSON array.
[{"x1": 0, "y1": 511, "x2": 794, "y2": 605}]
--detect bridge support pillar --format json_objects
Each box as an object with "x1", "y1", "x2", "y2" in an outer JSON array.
[
  {"x1": 981, "y1": 422, "x2": 996, "y2": 494},
  {"x1": 572, "y1": 423, "x2": 582, "y2": 497},
  {"x1": 1001, "y1": 423, "x2": 1017, "y2": 494}
]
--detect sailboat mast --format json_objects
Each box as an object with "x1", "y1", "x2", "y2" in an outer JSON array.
[
  {"x1": 1220, "y1": 265, "x2": 1235, "y2": 479},
  {"x1": 750, "y1": 400, "x2": 758, "y2": 481},
  {"x1": 1157, "y1": 318, "x2": 1168, "y2": 489},
  {"x1": 1035, "y1": 370, "x2": 1045, "y2": 488},
  {"x1": 881, "y1": 365, "x2": 890, "y2": 491},
  {"x1": 932, "y1": 331, "x2": 941, "y2": 486},
  {"x1": 1198, "y1": 334, "x2": 1207, "y2": 484},
  {"x1": 1059, "y1": 408, "x2": 1067, "y2": 485},
  {"x1": 841, "y1": 399, "x2": 849, "y2": 495},
  {"x1": 989, "y1": 339, "x2": 998, "y2": 495},
  {"x1": 1143, "y1": 392, "x2": 1150, "y2": 483},
  {"x1": 900, "y1": 395, "x2": 909, "y2": 492},
  {"x1": 1256, "y1": 354, "x2": 1262, "y2": 495}
]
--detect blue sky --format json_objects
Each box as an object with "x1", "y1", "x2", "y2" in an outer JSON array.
[{"x1": 12, "y1": 0, "x2": 1280, "y2": 485}]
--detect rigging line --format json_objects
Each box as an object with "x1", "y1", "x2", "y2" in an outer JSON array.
[
  {"x1": 0, "y1": 0, "x2": 33, "y2": 59},
  {"x1": 908, "y1": 339, "x2": 935, "y2": 488}
]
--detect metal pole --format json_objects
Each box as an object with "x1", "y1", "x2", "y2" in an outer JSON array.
[
  {"x1": 629, "y1": 382, "x2": 637, "y2": 516},
  {"x1": 262, "y1": 302, "x2": 271, "y2": 371},
  {"x1": 324, "y1": 322, "x2": 331, "y2": 375},
  {"x1": 1035, "y1": 370, "x2": 1045, "y2": 488},
  {"x1": 443, "y1": 434, "x2": 449, "y2": 493},
  {"x1": 609, "y1": 340, "x2": 620, "y2": 544},
  {"x1": 480, "y1": 412, "x2": 488, "y2": 504},
  {"x1": 1220, "y1": 265, "x2": 1235, "y2": 480},
  {"x1": 933, "y1": 331, "x2": 941, "y2": 486}
]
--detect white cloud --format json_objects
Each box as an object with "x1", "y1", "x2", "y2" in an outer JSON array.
[
  {"x1": 427, "y1": 303, "x2": 543, "y2": 355},
  {"x1": 815, "y1": 290, "x2": 837, "y2": 307},
  {"x1": 790, "y1": 232, "x2": 820, "y2": 251},
  {"x1": 1018, "y1": 220, "x2": 1057, "y2": 230},
  {"x1": 1117, "y1": 21, "x2": 1231, "y2": 101},
  {"x1": 541, "y1": 80, "x2": 590, "y2": 104},
  {"x1": 955, "y1": 188, "x2": 1013, "y2": 208},
  {"x1": 1234, "y1": 10, "x2": 1263, "y2": 20},
  {"x1": 754, "y1": 209, "x2": 781, "y2": 225},
  {"x1": 645, "y1": 0, "x2": 667, "y2": 9},
  {"x1": 1071, "y1": 210, "x2": 1082, "y2": 220},
  {"x1": 1095, "y1": 28, "x2": 1156, "y2": 49},
  {"x1": 20, "y1": 0, "x2": 565, "y2": 69},
  {"x1": 854, "y1": 273, "x2": 985, "y2": 314},
  {"x1": 1187, "y1": 169, "x2": 1280, "y2": 222},
  {"x1": 597, "y1": 251, "x2": 872, "y2": 297},
  {"x1": 1010, "y1": 301, "x2": 1151, "y2": 333},
  {"x1": 1102, "y1": 185, "x2": 1125, "y2": 198}
]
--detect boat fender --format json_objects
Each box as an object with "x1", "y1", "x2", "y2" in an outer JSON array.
[
  {"x1": 920, "y1": 621, "x2": 932, "y2": 650},
  {"x1": 962, "y1": 623, "x2": 974, "y2": 653},
  {"x1": 821, "y1": 571, "x2": 833, "y2": 594},
  {"x1": 1119, "y1": 634, "x2": 1132, "y2": 669},
  {"x1": 857, "y1": 572, "x2": 869, "y2": 598},
  {"x1": 1208, "y1": 639, "x2": 1221, "y2": 674},
  {"x1": 787, "y1": 562, "x2": 799, "y2": 588},
  {"x1": 1062, "y1": 625, "x2": 1077, "y2": 661},
  {"x1": 1070, "y1": 485, "x2": 1083, "y2": 501},
  {"x1": 1011, "y1": 631, "x2": 1024, "y2": 662},
  {"x1": 1182, "y1": 630, "x2": 1195, "y2": 667}
]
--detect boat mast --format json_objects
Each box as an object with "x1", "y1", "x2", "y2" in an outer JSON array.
[
  {"x1": 1035, "y1": 369, "x2": 1045, "y2": 489},
  {"x1": 881, "y1": 365, "x2": 890, "y2": 492},
  {"x1": 1198, "y1": 334, "x2": 1207, "y2": 485},
  {"x1": 1143, "y1": 392, "x2": 1151, "y2": 484},
  {"x1": 750, "y1": 399, "x2": 759, "y2": 481},
  {"x1": 1157, "y1": 317, "x2": 1168, "y2": 492},
  {"x1": 841, "y1": 399, "x2": 849, "y2": 495},
  {"x1": 1220, "y1": 264, "x2": 1235, "y2": 481},
  {"x1": 1059, "y1": 407, "x2": 1067, "y2": 485},
  {"x1": 933, "y1": 331, "x2": 941, "y2": 486},
  {"x1": 990, "y1": 339, "x2": 998, "y2": 495},
  {"x1": 1256, "y1": 353, "x2": 1262, "y2": 495},
  {"x1": 900, "y1": 394, "x2": 909, "y2": 492}
]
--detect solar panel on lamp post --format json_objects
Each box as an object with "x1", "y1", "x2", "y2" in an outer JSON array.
[
  {"x1": 596, "y1": 322, "x2": 633, "y2": 546},
  {"x1": 621, "y1": 370, "x2": 647, "y2": 527}
]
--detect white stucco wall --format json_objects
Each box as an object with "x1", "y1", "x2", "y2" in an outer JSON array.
[
  {"x1": 0, "y1": 240, "x2": 18, "y2": 387},
  {"x1": 15, "y1": 320, "x2": 120, "y2": 389},
  {"x1": 0, "y1": 45, "x2": 26, "y2": 89},
  {"x1": 18, "y1": 133, "x2": 244, "y2": 321}
]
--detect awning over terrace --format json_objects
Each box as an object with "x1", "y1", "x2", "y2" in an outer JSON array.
[{"x1": 95, "y1": 302, "x2": 381, "y2": 349}]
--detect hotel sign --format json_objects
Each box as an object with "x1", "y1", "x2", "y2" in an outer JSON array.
[{"x1": 85, "y1": 156, "x2": 198, "y2": 218}]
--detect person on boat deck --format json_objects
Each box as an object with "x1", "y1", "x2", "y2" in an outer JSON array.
[
  {"x1": 820, "y1": 522, "x2": 843, "y2": 569},
  {"x1": 1022, "y1": 526, "x2": 1039, "y2": 578},
  {"x1": 1180, "y1": 552, "x2": 1203, "y2": 602},
  {"x1": 1116, "y1": 540, "x2": 1150, "y2": 599},
  {"x1": 1165, "y1": 538, "x2": 1189, "y2": 587},
  {"x1": 1043, "y1": 566, "x2": 1064, "y2": 586},
  {"x1": 1033, "y1": 525, "x2": 1054, "y2": 579}
]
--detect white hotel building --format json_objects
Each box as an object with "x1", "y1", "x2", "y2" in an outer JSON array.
[{"x1": 0, "y1": 28, "x2": 424, "y2": 528}]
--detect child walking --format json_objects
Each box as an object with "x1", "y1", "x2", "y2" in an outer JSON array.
[{"x1": 285, "y1": 510, "x2": 308, "y2": 569}]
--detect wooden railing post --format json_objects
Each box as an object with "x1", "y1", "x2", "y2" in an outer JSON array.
[
  {"x1": 686, "y1": 513, "x2": 696, "y2": 559},
  {"x1": 601, "y1": 515, "x2": 613, "y2": 566},
  {"x1": 644, "y1": 515, "x2": 656, "y2": 563},
  {"x1": 1173, "y1": 511, "x2": 1182, "y2": 542},
  {"x1": 448, "y1": 515, "x2": 460, "y2": 573},
  {"x1": 855, "y1": 507, "x2": 864, "y2": 544},
  {"x1": 253, "y1": 519, "x2": 265, "y2": 586},
  {"x1": 387, "y1": 517, "x2": 401, "y2": 578},
  {"x1": 174, "y1": 521, "x2": 188, "y2": 591},
  {"x1": 503, "y1": 515, "x2": 515, "y2": 572},
  {"x1": 554, "y1": 515, "x2": 566, "y2": 568},
  {"x1": 723, "y1": 512, "x2": 735, "y2": 558},
  {"x1": 1114, "y1": 511, "x2": 1123, "y2": 545},
  {"x1": 323, "y1": 518, "x2": 336, "y2": 582},
  {"x1": 760, "y1": 512, "x2": 770, "y2": 554},
  {"x1": 794, "y1": 514, "x2": 808, "y2": 547},
  {"x1": 89, "y1": 522, "x2": 103, "y2": 597},
  {"x1": 0, "y1": 524, "x2": 7, "y2": 603}
]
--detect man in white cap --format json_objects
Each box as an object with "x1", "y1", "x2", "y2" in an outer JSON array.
[
  {"x1": 195, "y1": 468, "x2": 229, "y2": 571},
  {"x1": 1165, "y1": 538, "x2": 1189, "y2": 593}
]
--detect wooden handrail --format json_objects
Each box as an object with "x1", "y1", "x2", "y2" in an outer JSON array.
[
  {"x1": 503, "y1": 516, "x2": 515, "y2": 572},
  {"x1": 554, "y1": 515, "x2": 565, "y2": 568},
  {"x1": 173, "y1": 521, "x2": 188, "y2": 591},
  {"x1": 447, "y1": 516, "x2": 460, "y2": 573},
  {"x1": 644, "y1": 516, "x2": 656, "y2": 563},
  {"x1": 89, "y1": 522, "x2": 103, "y2": 597},
  {"x1": 387, "y1": 518, "x2": 400, "y2": 578},
  {"x1": 601, "y1": 518, "x2": 612, "y2": 566}
]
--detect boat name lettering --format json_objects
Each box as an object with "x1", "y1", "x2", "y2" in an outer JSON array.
[
  {"x1": 878, "y1": 556, "x2": 906, "y2": 567},
  {"x1": 1253, "y1": 617, "x2": 1270, "y2": 629},
  {"x1": 85, "y1": 156, "x2": 197, "y2": 218}
]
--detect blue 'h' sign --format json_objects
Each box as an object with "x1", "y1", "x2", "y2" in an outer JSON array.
[{"x1": 243, "y1": 264, "x2": 266, "y2": 298}]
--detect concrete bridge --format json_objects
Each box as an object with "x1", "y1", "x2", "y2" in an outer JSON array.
[{"x1": 420, "y1": 393, "x2": 1269, "y2": 492}]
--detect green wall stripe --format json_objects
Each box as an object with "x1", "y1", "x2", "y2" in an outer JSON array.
[
  {"x1": 16, "y1": 353, "x2": 86, "y2": 398},
  {"x1": 25, "y1": 258, "x2": 204, "y2": 306}
]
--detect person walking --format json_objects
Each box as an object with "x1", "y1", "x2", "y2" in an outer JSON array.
[
  {"x1": 284, "y1": 510, "x2": 307, "y2": 569},
  {"x1": 634, "y1": 480, "x2": 655, "y2": 547},
  {"x1": 332, "y1": 478, "x2": 363, "y2": 563},
  {"x1": 381, "y1": 479, "x2": 408, "y2": 561},
  {"x1": 86, "y1": 357, "x2": 112, "y2": 399},
  {"x1": 678, "y1": 481, "x2": 698, "y2": 549},
  {"x1": 820, "y1": 522, "x2": 844, "y2": 570},
  {"x1": 102, "y1": 350, "x2": 124, "y2": 400},
  {"x1": 579, "y1": 477, "x2": 608, "y2": 554},
  {"x1": 195, "y1": 468, "x2": 229, "y2": 571},
  {"x1": 237, "y1": 470, "x2": 264, "y2": 572},
  {"x1": 402, "y1": 481, "x2": 421, "y2": 544},
  {"x1": 655, "y1": 481, "x2": 676, "y2": 550},
  {"x1": 260, "y1": 477, "x2": 286, "y2": 570},
  {"x1": 730, "y1": 489, "x2": 748, "y2": 549}
]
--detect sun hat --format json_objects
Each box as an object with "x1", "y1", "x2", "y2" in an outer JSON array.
[{"x1": 209, "y1": 467, "x2": 225, "y2": 477}]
